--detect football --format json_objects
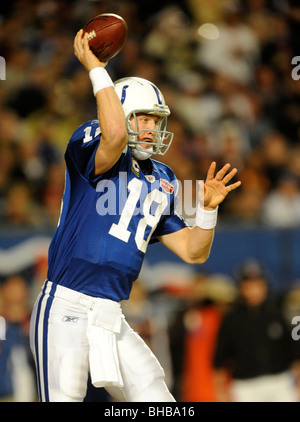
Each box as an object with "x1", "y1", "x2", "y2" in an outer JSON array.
[{"x1": 83, "y1": 13, "x2": 128, "y2": 62}]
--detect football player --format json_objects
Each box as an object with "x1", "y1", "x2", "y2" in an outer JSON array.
[{"x1": 29, "y1": 30, "x2": 241, "y2": 402}]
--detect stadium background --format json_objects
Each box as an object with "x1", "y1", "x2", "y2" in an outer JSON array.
[{"x1": 0, "y1": 0, "x2": 300, "y2": 402}]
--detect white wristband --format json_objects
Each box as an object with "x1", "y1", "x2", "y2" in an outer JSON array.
[
  {"x1": 89, "y1": 67, "x2": 113, "y2": 96},
  {"x1": 196, "y1": 205, "x2": 218, "y2": 229}
]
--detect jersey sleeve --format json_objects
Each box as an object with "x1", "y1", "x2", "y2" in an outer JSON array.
[
  {"x1": 65, "y1": 119, "x2": 102, "y2": 182},
  {"x1": 150, "y1": 212, "x2": 187, "y2": 243}
]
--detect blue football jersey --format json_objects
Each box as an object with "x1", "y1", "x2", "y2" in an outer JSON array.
[{"x1": 47, "y1": 119, "x2": 187, "y2": 301}]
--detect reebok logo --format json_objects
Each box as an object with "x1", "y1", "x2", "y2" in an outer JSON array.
[{"x1": 62, "y1": 316, "x2": 79, "y2": 323}]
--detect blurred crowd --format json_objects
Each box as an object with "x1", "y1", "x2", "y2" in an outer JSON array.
[
  {"x1": 1, "y1": 0, "x2": 300, "y2": 402},
  {"x1": 0, "y1": 0, "x2": 300, "y2": 228}
]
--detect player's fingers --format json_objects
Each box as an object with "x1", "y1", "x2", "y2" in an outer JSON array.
[
  {"x1": 74, "y1": 29, "x2": 83, "y2": 45},
  {"x1": 82, "y1": 32, "x2": 90, "y2": 54},
  {"x1": 73, "y1": 31, "x2": 79, "y2": 52},
  {"x1": 74, "y1": 30, "x2": 84, "y2": 56},
  {"x1": 222, "y1": 167, "x2": 238, "y2": 185},
  {"x1": 197, "y1": 180, "x2": 205, "y2": 204},
  {"x1": 226, "y1": 180, "x2": 242, "y2": 192},
  {"x1": 206, "y1": 161, "x2": 216, "y2": 181},
  {"x1": 215, "y1": 163, "x2": 231, "y2": 181}
]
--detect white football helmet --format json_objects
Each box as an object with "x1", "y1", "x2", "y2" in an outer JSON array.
[{"x1": 114, "y1": 77, "x2": 173, "y2": 160}]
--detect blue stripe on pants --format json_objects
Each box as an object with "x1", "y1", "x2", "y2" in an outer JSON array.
[{"x1": 34, "y1": 281, "x2": 57, "y2": 402}]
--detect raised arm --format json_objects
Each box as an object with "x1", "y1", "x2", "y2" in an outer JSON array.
[{"x1": 74, "y1": 30, "x2": 128, "y2": 175}]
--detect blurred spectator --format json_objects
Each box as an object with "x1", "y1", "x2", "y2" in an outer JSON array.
[
  {"x1": 187, "y1": 0, "x2": 233, "y2": 24},
  {"x1": 282, "y1": 282, "x2": 300, "y2": 394},
  {"x1": 0, "y1": 275, "x2": 36, "y2": 401},
  {"x1": 222, "y1": 185, "x2": 265, "y2": 224},
  {"x1": 259, "y1": 132, "x2": 291, "y2": 189},
  {"x1": 261, "y1": 171, "x2": 300, "y2": 228},
  {"x1": 254, "y1": 64, "x2": 283, "y2": 127},
  {"x1": 3, "y1": 181, "x2": 44, "y2": 228},
  {"x1": 213, "y1": 259, "x2": 300, "y2": 402},
  {"x1": 283, "y1": 283, "x2": 300, "y2": 322},
  {"x1": 195, "y1": 2, "x2": 259, "y2": 85},
  {"x1": 169, "y1": 271, "x2": 236, "y2": 401},
  {"x1": 1, "y1": 275, "x2": 31, "y2": 330},
  {"x1": 171, "y1": 71, "x2": 224, "y2": 136},
  {"x1": 208, "y1": 117, "x2": 250, "y2": 170},
  {"x1": 39, "y1": 163, "x2": 65, "y2": 227},
  {"x1": 28, "y1": 255, "x2": 48, "y2": 309},
  {"x1": 143, "y1": 5, "x2": 196, "y2": 83}
]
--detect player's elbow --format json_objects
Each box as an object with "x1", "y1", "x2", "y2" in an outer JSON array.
[
  {"x1": 192, "y1": 255, "x2": 210, "y2": 265},
  {"x1": 115, "y1": 122, "x2": 128, "y2": 143},
  {"x1": 184, "y1": 251, "x2": 210, "y2": 265}
]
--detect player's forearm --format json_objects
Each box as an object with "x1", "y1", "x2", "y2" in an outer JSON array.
[
  {"x1": 184, "y1": 202, "x2": 218, "y2": 264},
  {"x1": 95, "y1": 86, "x2": 128, "y2": 148},
  {"x1": 89, "y1": 66, "x2": 127, "y2": 148},
  {"x1": 93, "y1": 87, "x2": 128, "y2": 174},
  {"x1": 89, "y1": 67, "x2": 128, "y2": 174},
  {"x1": 186, "y1": 225, "x2": 215, "y2": 264}
]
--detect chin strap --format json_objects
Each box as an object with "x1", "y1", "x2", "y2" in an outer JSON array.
[{"x1": 131, "y1": 145, "x2": 154, "y2": 160}]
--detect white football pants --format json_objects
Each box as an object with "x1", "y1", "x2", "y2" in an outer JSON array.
[{"x1": 29, "y1": 280, "x2": 175, "y2": 402}]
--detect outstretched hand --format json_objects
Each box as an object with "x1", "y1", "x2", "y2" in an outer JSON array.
[
  {"x1": 201, "y1": 162, "x2": 241, "y2": 210},
  {"x1": 74, "y1": 29, "x2": 107, "y2": 72}
]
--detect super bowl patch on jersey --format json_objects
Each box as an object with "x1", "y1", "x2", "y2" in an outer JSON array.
[{"x1": 160, "y1": 178, "x2": 174, "y2": 194}]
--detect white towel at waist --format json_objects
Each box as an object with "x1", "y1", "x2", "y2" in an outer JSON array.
[{"x1": 86, "y1": 299, "x2": 124, "y2": 388}]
